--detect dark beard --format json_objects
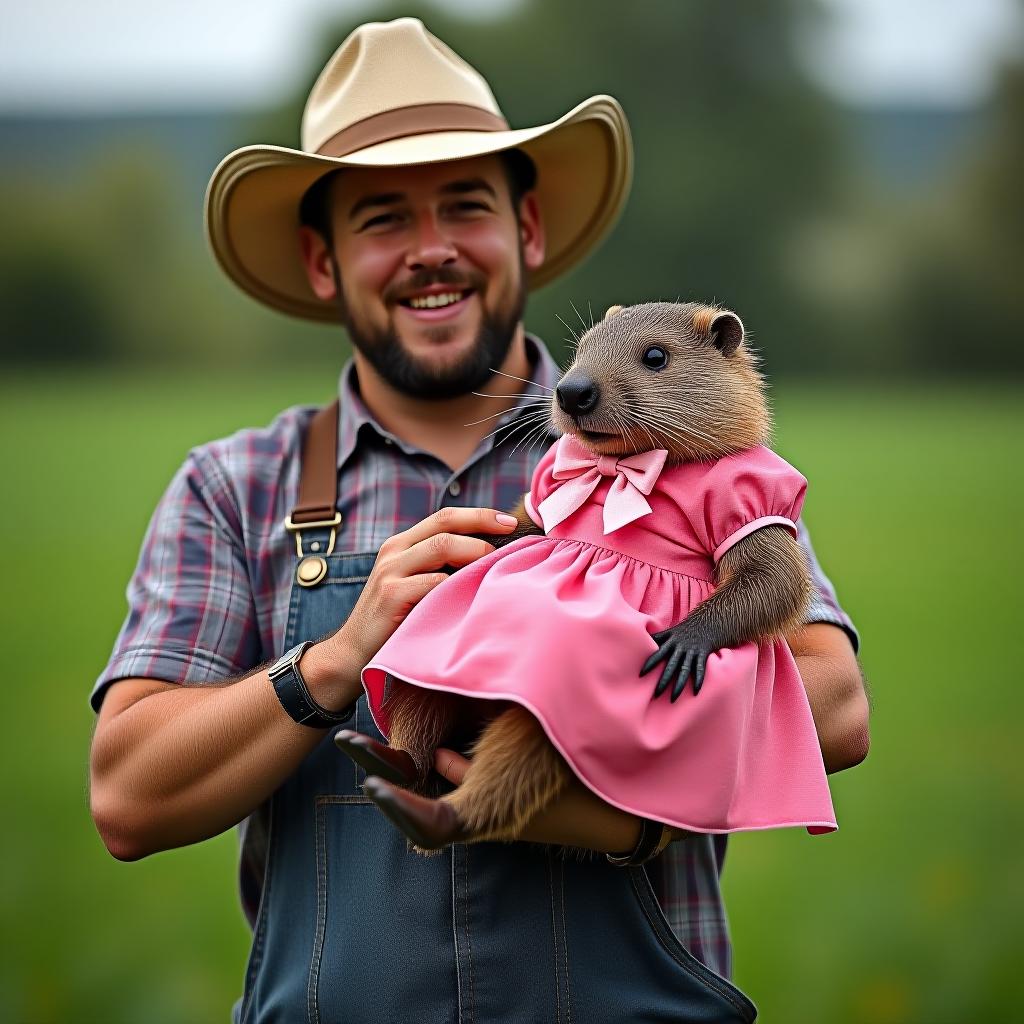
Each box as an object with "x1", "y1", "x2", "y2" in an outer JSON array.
[{"x1": 334, "y1": 264, "x2": 526, "y2": 401}]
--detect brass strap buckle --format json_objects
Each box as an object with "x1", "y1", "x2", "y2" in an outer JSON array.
[{"x1": 283, "y1": 512, "x2": 342, "y2": 557}]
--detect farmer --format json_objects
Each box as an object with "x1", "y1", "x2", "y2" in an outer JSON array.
[{"x1": 89, "y1": 18, "x2": 868, "y2": 1022}]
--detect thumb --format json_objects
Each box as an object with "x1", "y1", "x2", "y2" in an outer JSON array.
[{"x1": 434, "y1": 747, "x2": 471, "y2": 785}]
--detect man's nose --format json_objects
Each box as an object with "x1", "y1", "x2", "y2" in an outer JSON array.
[{"x1": 404, "y1": 211, "x2": 458, "y2": 270}]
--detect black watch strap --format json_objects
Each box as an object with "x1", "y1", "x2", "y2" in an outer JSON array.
[
  {"x1": 606, "y1": 818, "x2": 673, "y2": 867},
  {"x1": 269, "y1": 641, "x2": 355, "y2": 729}
]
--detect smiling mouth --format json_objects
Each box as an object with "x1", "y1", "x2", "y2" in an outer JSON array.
[{"x1": 398, "y1": 289, "x2": 474, "y2": 310}]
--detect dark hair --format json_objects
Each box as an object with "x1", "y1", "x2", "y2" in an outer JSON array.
[{"x1": 297, "y1": 148, "x2": 538, "y2": 242}]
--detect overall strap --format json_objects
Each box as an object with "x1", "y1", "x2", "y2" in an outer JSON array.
[
  {"x1": 293, "y1": 399, "x2": 340, "y2": 524},
  {"x1": 284, "y1": 400, "x2": 341, "y2": 561}
]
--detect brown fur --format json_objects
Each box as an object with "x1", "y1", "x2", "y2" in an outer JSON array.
[
  {"x1": 690, "y1": 304, "x2": 717, "y2": 336},
  {"x1": 551, "y1": 301, "x2": 771, "y2": 465},
  {"x1": 443, "y1": 705, "x2": 570, "y2": 842},
  {"x1": 383, "y1": 300, "x2": 809, "y2": 853},
  {"x1": 383, "y1": 681, "x2": 459, "y2": 790},
  {"x1": 709, "y1": 525, "x2": 812, "y2": 645}
]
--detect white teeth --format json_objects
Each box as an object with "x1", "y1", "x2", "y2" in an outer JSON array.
[{"x1": 408, "y1": 291, "x2": 464, "y2": 310}]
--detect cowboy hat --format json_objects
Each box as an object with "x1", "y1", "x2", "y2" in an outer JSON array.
[{"x1": 204, "y1": 17, "x2": 633, "y2": 323}]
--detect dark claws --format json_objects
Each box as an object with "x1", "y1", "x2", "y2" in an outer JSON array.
[
  {"x1": 644, "y1": 621, "x2": 721, "y2": 702},
  {"x1": 691, "y1": 652, "x2": 709, "y2": 696},
  {"x1": 669, "y1": 650, "x2": 697, "y2": 702},
  {"x1": 653, "y1": 646, "x2": 684, "y2": 699},
  {"x1": 641, "y1": 643, "x2": 670, "y2": 678}
]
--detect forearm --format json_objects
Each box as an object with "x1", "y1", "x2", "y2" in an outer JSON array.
[
  {"x1": 789, "y1": 623, "x2": 870, "y2": 774},
  {"x1": 520, "y1": 777, "x2": 643, "y2": 853},
  {"x1": 89, "y1": 637, "x2": 362, "y2": 860}
]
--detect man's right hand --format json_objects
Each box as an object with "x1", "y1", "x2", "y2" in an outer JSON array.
[
  {"x1": 90, "y1": 506, "x2": 518, "y2": 861},
  {"x1": 319, "y1": 507, "x2": 520, "y2": 696}
]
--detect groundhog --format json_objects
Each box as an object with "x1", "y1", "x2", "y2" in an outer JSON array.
[{"x1": 335, "y1": 301, "x2": 814, "y2": 852}]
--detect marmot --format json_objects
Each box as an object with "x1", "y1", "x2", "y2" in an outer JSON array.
[{"x1": 336, "y1": 301, "x2": 819, "y2": 852}]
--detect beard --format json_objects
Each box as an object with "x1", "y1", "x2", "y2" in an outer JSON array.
[{"x1": 336, "y1": 263, "x2": 526, "y2": 401}]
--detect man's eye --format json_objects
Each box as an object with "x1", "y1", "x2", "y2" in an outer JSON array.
[
  {"x1": 642, "y1": 346, "x2": 669, "y2": 370},
  {"x1": 453, "y1": 200, "x2": 487, "y2": 213},
  {"x1": 361, "y1": 213, "x2": 399, "y2": 230}
]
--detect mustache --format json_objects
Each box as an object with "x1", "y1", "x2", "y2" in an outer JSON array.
[{"x1": 382, "y1": 267, "x2": 486, "y2": 305}]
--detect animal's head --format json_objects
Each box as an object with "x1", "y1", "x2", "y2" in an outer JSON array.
[{"x1": 552, "y1": 301, "x2": 770, "y2": 463}]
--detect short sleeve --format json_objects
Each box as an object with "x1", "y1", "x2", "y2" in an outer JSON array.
[
  {"x1": 90, "y1": 449, "x2": 262, "y2": 712},
  {"x1": 523, "y1": 439, "x2": 561, "y2": 529},
  {"x1": 797, "y1": 519, "x2": 861, "y2": 652},
  {"x1": 688, "y1": 446, "x2": 807, "y2": 563}
]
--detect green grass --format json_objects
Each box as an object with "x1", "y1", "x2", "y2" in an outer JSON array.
[{"x1": 2, "y1": 371, "x2": 1021, "y2": 1023}]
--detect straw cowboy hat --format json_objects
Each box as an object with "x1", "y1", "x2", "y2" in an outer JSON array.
[{"x1": 204, "y1": 16, "x2": 633, "y2": 323}]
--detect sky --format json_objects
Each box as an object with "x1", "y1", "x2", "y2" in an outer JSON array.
[{"x1": 1, "y1": 0, "x2": 1021, "y2": 112}]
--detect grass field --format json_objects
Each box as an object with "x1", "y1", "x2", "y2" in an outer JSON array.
[{"x1": 1, "y1": 370, "x2": 1020, "y2": 1023}]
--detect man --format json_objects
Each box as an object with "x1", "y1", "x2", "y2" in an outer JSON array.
[{"x1": 89, "y1": 18, "x2": 868, "y2": 1023}]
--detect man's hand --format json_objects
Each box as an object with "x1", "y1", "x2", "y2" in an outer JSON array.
[{"x1": 320, "y1": 508, "x2": 519, "y2": 697}]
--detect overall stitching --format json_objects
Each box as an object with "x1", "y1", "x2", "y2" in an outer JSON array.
[
  {"x1": 558, "y1": 857, "x2": 573, "y2": 1024},
  {"x1": 462, "y1": 848, "x2": 476, "y2": 1023},
  {"x1": 239, "y1": 796, "x2": 276, "y2": 1024},
  {"x1": 309, "y1": 795, "x2": 375, "y2": 1024},
  {"x1": 546, "y1": 856, "x2": 562, "y2": 1024},
  {"x1": 451, "y1": 851, "x2": 464, "y2": 1024},
  {"x1": 629, "y1": 868, "x2": 756, "y2": 1022},
  {"x1": 308, "y1": 798, "x2": 328, "y2": 1024}
]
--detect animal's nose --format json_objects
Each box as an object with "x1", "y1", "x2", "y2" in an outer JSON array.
[{"x1": 556, "y1": 374, "x2": 600, "y2": 417}]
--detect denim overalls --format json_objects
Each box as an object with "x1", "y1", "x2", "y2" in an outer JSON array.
[{"x1": 235, "y1": 527, "x2": 757, "y2": 1023}]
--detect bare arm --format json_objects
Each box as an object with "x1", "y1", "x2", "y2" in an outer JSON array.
[
  {"x1": 786, "y1": 621, "x2": 870, "y2": 774},
  {"x1": 89, "y1": 507, "x2": 520, "y2": 861}
]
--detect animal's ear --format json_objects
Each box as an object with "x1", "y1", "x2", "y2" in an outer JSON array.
[
  {"x1": 604, "y1": 304, "x2": 624, "y2": 319},
  {"x1": 709, "y1": 311, "x2": 744, "y2": 356},
  {"x1": 693, "y1": 306, "x2": 744, "y2": 357}
]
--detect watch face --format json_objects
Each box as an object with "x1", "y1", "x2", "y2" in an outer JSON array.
[{"x1": 271, "y1": 643, "x2": 306, "y2": 677}]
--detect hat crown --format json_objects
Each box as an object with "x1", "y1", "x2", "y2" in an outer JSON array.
[{"x1": 301, "y1": 18, "x2": 504, "y2": 154}]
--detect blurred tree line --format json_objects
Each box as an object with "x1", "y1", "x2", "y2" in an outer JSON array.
[{"x1": 2, "y1": 0, "x2": 1021, "y2": 376}]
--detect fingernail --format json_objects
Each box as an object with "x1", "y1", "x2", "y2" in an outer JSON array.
[{"x1": 496, "y1": 513, "x2": 518, "y2": 526}]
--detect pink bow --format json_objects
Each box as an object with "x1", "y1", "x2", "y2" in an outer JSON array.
[{"x1": 536, "y1": 437, "x2": 669, "y2": 535}]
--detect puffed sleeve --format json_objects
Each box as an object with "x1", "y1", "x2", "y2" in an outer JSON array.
[
  {"x1": 523, "y1": 437, "x2": 561, "y2": 529},
  {"x1": 687, "y1": 446, "x2": 807, "y2": 563}
]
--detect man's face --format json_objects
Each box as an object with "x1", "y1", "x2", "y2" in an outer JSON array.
[{"x1": 305, "y1": 155, "x2": 544, "y2": 400}]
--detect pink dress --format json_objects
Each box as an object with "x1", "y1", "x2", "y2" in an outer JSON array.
[{"x1": 363, "y1": 437, "x2": 837, "y2": 835}]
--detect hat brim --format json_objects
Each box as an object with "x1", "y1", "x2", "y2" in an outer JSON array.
[{"x1": 204, "y1": 95, "x2": 632, "y2": 323}]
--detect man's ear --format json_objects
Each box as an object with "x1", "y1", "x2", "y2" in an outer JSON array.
[
  {"x1": 517, "y1": 192, "x2": 545, "y2": 272},
  {"x1": 297, "y1": 226, "x2": 339, "y2": 301}
]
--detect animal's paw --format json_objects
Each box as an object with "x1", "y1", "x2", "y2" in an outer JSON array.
[{"x1": 640, "y1": 621, "x2": 721, "y2": 701}]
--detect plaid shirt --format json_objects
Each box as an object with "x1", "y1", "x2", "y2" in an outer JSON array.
[{"x1": 94, "y1": 334, "x2": 858, "y2": 980}]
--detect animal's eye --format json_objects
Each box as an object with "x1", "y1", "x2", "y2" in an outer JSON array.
[{"x1": 641, "y1": 346, "x2": 669, "y2": 370}]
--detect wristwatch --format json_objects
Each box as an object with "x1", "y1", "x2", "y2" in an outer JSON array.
[{"x1": 268, "y1": 641, "x2": 355, "y2": 728}]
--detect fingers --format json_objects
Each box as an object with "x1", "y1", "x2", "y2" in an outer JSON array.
[
  {"x1": 393, "y1": 532, "x2": 497, "y2": 577},
  {"x1": 393, "y1": 507, "x2": 519, "y2": 551},
  {"x1": 434, "y1": 747, "x2": 470, "y2": 785}
]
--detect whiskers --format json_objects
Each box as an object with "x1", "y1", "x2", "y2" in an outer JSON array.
[
  {"x1": 461, "y1": 367, "x2": 557, "y2": 459},
  {"x1": 486, "y1": 367, "x2": 552, "y2": 393}
]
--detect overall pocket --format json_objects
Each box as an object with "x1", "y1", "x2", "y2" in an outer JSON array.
[
  {"x1": 557, "y1": 853, "x2": 758, "y2": 1023},
  {"x1": 311, "y1": 798, "x2": 458, "y2": 1024}
]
